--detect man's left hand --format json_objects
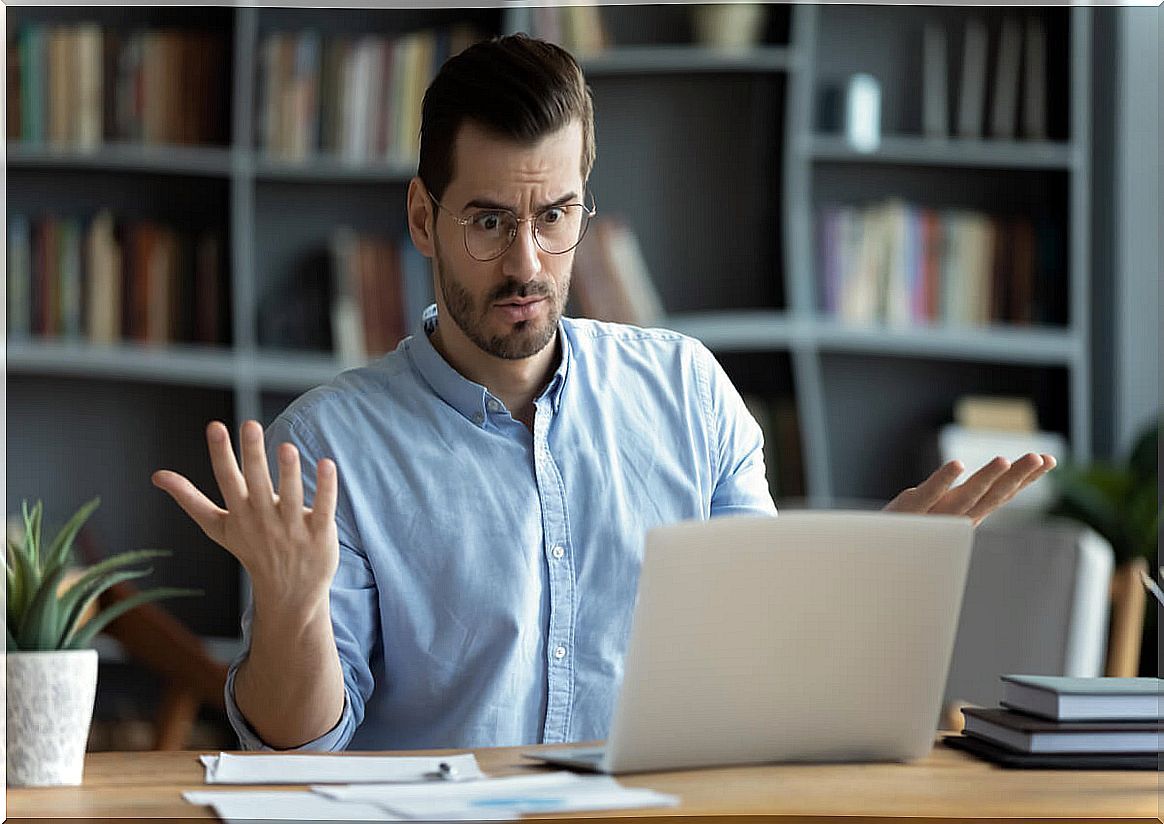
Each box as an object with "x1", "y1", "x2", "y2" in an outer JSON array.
[{"x1": 883, "y1": 453, "x2": 1056, "y2": 526}]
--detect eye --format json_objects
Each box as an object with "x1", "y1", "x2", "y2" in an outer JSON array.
[
  {"x1": 470, "y1": 212, "x2": 506, "y2": 232},
  {"x1": 541, "y1": 207, "x2": 566, "y2": 225}
]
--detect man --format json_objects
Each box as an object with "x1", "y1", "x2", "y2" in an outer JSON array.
[{"x1": 153, "y1": 35, "x2": 1053, "y2": 752}]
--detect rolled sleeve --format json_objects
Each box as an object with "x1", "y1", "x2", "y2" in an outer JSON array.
[
  {"x1": 224, "y1": 657, "x2": 357, "y2": 752},
  {"x1": 695, "y1": 343, "x2": 779, "y2": 518}
]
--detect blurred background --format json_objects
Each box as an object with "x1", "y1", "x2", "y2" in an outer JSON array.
[{"x1": 5, "y1": 2, "x2": 1160, "y2": 751}]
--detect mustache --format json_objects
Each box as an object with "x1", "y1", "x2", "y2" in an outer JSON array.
[{"x1": 489, "y1": 279, "x2": 555, "y2": 303}]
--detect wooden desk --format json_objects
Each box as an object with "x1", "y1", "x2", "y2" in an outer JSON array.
[{"x1": 5, "y1": 740, "x2": 1158, "y2": 822}]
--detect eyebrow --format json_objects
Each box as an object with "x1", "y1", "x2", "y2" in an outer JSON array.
[{"x1": 461, "y1": 192, "x2": 579, "y2": 213}]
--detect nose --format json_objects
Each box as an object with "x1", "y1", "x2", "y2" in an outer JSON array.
[{"x1": 499, "y1": 220, "x2": 542, "y2": 283}]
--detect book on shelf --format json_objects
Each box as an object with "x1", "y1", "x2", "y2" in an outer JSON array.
[
  {"x1": 529, "y1": 4, "x2": 608, "y2": 57},
  {"x1": 570, "y1": 217, "x2": 665, "y2": 328},
  {"x1": 256, "y1": 25, "x2": 480, "y2": 164},
  {"x1": 6, "y1": 212, "x2": 226, "y2": 347},
  {"x1": 1021, "y1": 16, "x2": 1048, "y2": 141},
  {"x1": 329, "y1": 228, "x2": 416, "y2": 366},
  {"x1": 1000, "y1": 675, "x2": 1164, "y2": 722},
  {"x1": 989, "y1": 17, "x2": 1022, "y2": 139},
  {"x1": 11, "y1": 22, "x2": 226, "y2": 149},
  {"x1": 921, "y1": 21, "x2": 948, "y2": 139},
  {"x1": 960, "y1": 706, "x2": 1162, "y2": 754},
  {"x1": 815, "y1": 200, "x2": 1063, "y2": 329},
  {"x1": 739, "y1": 394, "x2": 805, "y2": 504},
  {"x1": 953, "y1": 395, "x2": 1038, "y2": 433},
  {"x1": 956, "y1": 17, "x2": 988, "y2": 139}
]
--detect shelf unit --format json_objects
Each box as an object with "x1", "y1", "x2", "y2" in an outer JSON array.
[{"x1": 7, "y1": 4, "x2": 1101, "y2": 643}]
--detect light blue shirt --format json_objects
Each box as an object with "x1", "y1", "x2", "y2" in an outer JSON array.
[{"x1": 225, "y1": 309, "x2": 776, "y2": 751}]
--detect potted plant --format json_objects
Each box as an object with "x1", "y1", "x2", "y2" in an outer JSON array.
[{"x1": 6, "y1": 498, "x2": 197, "y2": 787}]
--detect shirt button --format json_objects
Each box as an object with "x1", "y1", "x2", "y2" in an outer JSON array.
[
  {"x1": 554, "y1": 645, "x2": 567, "y2": 660},
  {"x1": 551, "y1": 545, "x2": 565, "y2": 559},
  {"x1": 487, "y1": 399, "x2": 503, "y2": 413},
  {"x1": 472, "y1": 412, "x2": 484, "y2": 425}
]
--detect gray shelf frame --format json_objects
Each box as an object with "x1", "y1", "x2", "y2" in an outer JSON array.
[
  {"x1": 779, "y1": 4, "x2": 1093, "y2": 505},
  {"x1": 8, "y1": 3, "x2": 1097, "y2": 513}
]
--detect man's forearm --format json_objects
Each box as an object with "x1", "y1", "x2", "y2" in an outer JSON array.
[{"x1": 233, "y1": 594, "x2": 346, "y2": 749}]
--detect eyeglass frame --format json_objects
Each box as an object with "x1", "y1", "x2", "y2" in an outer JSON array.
[{"x1": 425, "y1": 187, "x2": 597, "y2": 262}]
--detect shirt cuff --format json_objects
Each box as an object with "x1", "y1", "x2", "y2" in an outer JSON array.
[{"x1": 223, "y1": 662, "x2": 355, "y2": 752}]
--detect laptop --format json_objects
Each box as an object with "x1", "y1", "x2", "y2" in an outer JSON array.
[{"x1": 524, "y1": 511, "x2": 974, "y2": 774}]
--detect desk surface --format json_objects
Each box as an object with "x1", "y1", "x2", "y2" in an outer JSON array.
[{"x1": 5, "y1": 739, "x2": 1159, "y2": 822}]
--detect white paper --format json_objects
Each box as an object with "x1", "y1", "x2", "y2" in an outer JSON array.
[
  {"x1": 315, "y1": 772, "x2": 680, "y2": 820},
  {"x1": 184, "y1": 790, "x2": 401, "y2": 822},
  {"x1": 200, "y1": 751, "x2": 484, "y2": 785}
]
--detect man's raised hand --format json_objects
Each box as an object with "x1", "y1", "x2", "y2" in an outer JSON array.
[
  {"x1": 883, "y1": 452, "x2": 1056, "y2": 526},
  {"x1": 152, "y1": 420, "x2": 340, "y2": 609}
]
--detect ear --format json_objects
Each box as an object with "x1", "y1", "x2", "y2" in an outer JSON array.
[{"x1": 406, "y1": 177, "x2": 435, "y2": 258}]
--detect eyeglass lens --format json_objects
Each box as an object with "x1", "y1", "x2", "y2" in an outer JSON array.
[{"x1": 464, "y1": 205, "x2": 591, "y2": 260}]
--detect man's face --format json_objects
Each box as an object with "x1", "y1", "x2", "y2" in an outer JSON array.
[{"x1": 431, "y1": 120, "x2": 585, "y2": 360}]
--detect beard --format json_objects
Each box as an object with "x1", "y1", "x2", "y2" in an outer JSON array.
[{"x1": 434, "y1": 236, "x2": 568, "y2": 360}]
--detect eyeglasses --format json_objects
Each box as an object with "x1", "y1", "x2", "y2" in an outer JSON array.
[{"x1": 427, "y1": 190, "x2": 596, "y2": 262}]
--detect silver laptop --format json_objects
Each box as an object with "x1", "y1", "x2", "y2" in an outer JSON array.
[{"x1": 524, "y1": 511, "x2": 974, "y2": 774}]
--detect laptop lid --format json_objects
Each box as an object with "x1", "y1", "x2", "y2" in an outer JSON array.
[{"x1": 600, "y1": 511, "x2": 974, "y2": 773}]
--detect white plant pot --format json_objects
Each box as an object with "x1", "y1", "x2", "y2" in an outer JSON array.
[{"x1": 6, "y1": 649, "x2": 98, "y2": 787}]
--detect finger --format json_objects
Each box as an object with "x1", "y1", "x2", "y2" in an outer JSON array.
[
  {"x1": 239, "y1": 420, "x2": 276, "y2": 506},
  {"x1": 965, "y1": 453, "x2": 1046, "y2": 523},
  {"x1": 885, "y1": 460, "x2": 964, "y2": 513},
  {"x1": 152, "y1": 469, "x2": 227, "y2": 544},
  {"x1": 310, "y1": 458, "x2": 338, "y2": 529},
  {"x1": 930, "y1": 456, "x2": 1011, "y2": 515},
  {"x1": 276, "y1": 442, "x2": 304, "y2": 521},
  {"x1": 1010, "y1": 452, "x2": 1057, "y2": 497},
  {"x1": 205, "y1": 421, "x2": 247, "y2": 509}
]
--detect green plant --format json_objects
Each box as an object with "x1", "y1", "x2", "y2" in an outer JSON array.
[
  {"x1": 6, "y1": 498, "x2": 199, "y2": 652},
  {"x1": 1049, "y1": 419, "x2": 1161, "y2": 565}
]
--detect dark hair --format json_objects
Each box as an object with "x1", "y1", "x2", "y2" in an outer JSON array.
[{"x1": 418, "y1": 34, "x2": 595, "y2": 200}]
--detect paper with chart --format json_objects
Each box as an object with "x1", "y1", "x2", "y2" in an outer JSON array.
[{"x1": 315, "y1": 771, "x2": 680, "y2": 819}]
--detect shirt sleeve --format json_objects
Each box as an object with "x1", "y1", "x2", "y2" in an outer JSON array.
[
  {"x1": 223, "y1": 413, "x2": 381, "y2": 751},
  {"x1": 695, "y1": 342, "x2": 779, "y2": 519}
]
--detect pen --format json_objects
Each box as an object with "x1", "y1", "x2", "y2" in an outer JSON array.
[{"x1": 1139, "y1": 568, "x2": 1164, "y2": 609}]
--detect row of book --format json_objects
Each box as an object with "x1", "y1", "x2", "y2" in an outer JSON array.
[
  {"x1": 947, "y1": 674, "x2": 1161, "y2": 769},
  {"x1": 7, "y1": 213, "x2": 228, "y2": 346},
  {"x1": 815, "y1": 200, "x2": 1064, "y2": 328},
  {"x1": 923, "y1": 16, "x2": 1050, "y2": 141},
  {"x1": 7, "y1": 24, "x2": 227, "y2": 148},
  {"x1": 255, "y1": 26, "x2": 480, "y2": 164}
]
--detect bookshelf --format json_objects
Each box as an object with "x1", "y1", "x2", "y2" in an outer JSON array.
[{"x1": 6, "y1": 3, "x2": 1109, "y2": 650}]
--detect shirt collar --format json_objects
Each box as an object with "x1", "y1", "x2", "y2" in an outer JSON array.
[{"x1": 405, "y1": 305, "x2": 570, "y2": 426}]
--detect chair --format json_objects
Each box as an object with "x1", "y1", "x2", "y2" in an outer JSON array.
[
  {"x1": 96, "y1": 580, "x2": 230, "y2": 749},
  {"x1": 941, "y1": 518, "x2": 1146, "y2": 729}
]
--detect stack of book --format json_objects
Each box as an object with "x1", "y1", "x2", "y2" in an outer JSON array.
[{"x1": 945, "y1": 675, "x2": 1162, "y2": 769}]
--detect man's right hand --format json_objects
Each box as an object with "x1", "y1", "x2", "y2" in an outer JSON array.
[{"x1": 152, "y1": 420, "x2": 340, "y2": 610}]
